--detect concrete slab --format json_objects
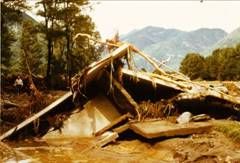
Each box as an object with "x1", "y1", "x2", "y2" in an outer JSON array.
[{"x1": 129, "y1": 120, "x2": 212, "y2": 139}]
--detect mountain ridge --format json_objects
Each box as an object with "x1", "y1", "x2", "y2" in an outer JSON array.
[
  {"x1": 121, "y1": 26, "x2": 228, "y2": 70},
  {"x1": 204, "y1": 26, "x2": 240, "y2": 54}
]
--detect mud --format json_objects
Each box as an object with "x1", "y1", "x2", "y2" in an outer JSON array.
[{"x1": 1, "y1": 128, "x2": 240, "y2": 163}]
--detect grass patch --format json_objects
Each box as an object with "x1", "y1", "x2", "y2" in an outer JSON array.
[{"x1": 213, "y1": 120, "x2": 240, "y2": 142}]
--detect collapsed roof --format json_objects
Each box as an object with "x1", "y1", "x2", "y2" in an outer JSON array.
[{"x1": 71, "y1": 42, "x2": 240, "y2": 121}]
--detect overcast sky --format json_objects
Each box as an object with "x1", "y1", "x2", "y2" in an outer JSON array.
[
  {"x1": 27, "y1": 0, "x2": 240, "y2": 39},
  {"x1": 89, "y1": 0, "x2": 240, "y2": 39}
]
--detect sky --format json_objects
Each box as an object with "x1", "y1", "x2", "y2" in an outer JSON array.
[
  {"x1": 26, "y1": 0, "x2": 240, "y2": 39},
  {"x1": 88, "y1": 0, "x2": 240, "y2": 39}
]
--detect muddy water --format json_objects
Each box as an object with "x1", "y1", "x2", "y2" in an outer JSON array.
[
  {"x1": 3, "y1": 129, "x2": 240, "y2": 163},
  {"x1": 3, "y1": 138, "x2": 103, "y2": 163},
  {"x1": 2, "y1": 137, "x2": 176, "y2": 163},
  {"x1": 3, "y1": 131, "x2": 240, "y2": 163}
]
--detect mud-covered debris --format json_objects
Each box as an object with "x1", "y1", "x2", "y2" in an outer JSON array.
[
  {"x1": 191, "y1": 114, "x2": 211, "y2": 122},
  {"x1": 129, "y1": 120, "x2": 212, "y2": 139},
  {"x1": 177, "y1": 112, "x2": 192, "y2": 124}
]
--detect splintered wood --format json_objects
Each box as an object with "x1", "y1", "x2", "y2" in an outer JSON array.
[{"x1": 69, "y1": 43, "x2": 239, "y2": 139}]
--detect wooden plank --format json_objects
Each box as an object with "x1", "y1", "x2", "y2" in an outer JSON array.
[
  {"x1": 131, "y1": 45, "x2": 167, "y2": 75},
  {"x1": 129, "y1": 120, "x2": 212, "y2": 139},
  {"x1": 122, "y1": 69, "x2": 185, "y2": 92},
  {"x1": 95, "y1": 113, "x2": 131, "y2": 136},
  {"x1": 0, "y1": 91, "x2": 72, "y2": 141},
  {"x1": 110, "y1": 74, "x2": 141, "y2": 120},
  {"x1": 95, "y1": 131, "x2": 119, "y2": 147},
  {"x1": 113, "y1": 123, "x2": 129, "y2": 134},
  {"x1": 84, "y1": 43, "x2": 130, "y2": 83},
  {"x1": 177, "y1": 89, "x2": 240, "y2": 105},
  {"x1": 80, "y1": 131, "x2": 119, "y2": 154}
]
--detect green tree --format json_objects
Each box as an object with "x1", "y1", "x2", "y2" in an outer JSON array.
[
  {"x1": 1, "y1": 0, "x2": 28, "y2": 75},
  {"x1": 36, "y1": 0, "x2": 102, "y2": 87},
  {"x1": 205, "y1": 49, "x2": 222, "y2": 80},
  {"x1": 180, "y1": 53, "x2": 206, "y2": 80},
  {"x1": 70, "y1": 15, "x2": 103, "y2": 73},
  {"x1": 205, "y1": 46, "x2": 240, "y2": 80},
  {"x1": 19, "y1": 20, "x2": 46, "y2": 75},
  {"x1": 55, "y1": 0, "x2": 89, "y2": 86},
  {"x1": 218, "y1": 46, "x2": 240, "y2": 80},
  {"x1": 36, "y1": 0, "x2": 58, "y2": 86}
]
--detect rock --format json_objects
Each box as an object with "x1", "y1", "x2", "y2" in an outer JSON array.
[{"x1": 177, "y1": 112, "x2": 192, "y2": 124}]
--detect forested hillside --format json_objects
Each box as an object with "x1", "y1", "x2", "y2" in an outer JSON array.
[{"x1": 1, "y1": 0, "x2": 103, "y2": 89}]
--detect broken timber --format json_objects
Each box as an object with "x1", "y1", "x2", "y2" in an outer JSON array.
[
  {"x1": 0, "y1": 91, "x2": 72, "y2": 141},
  {"x1": 129, "y1": 120, "x2": 212, "y2": 139},
  {"x1": 95, "y1": 113, "x2": 131, "y2": 136},
  {"x1": 122, "y1": 69, "x2": 189, "y2": 91},
  {"x1": 110, "y1": 73, "x2": 141, "y2": 120},
  {"x1": 73, "y1": 43, "x2": 130, "y2": 85}
]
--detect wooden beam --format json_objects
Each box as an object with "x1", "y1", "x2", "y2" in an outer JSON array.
[
  {"x1": 80, "y1": 131, "x2": 119, "y2": 154},
  {"x1": 131, "y1": 45, "x2": 167, "y2": 75},
  {"x1": 113, "y1": 123, "x2": 129, "y2": 134},
  {"x1": 0, "y1": 91, "x2": 72, "y2": 141},
  {"x1": 95, "y1": 131, "x2": 119, "y2": 147},
  {"x1": 110, "y1": 73, "x2": 141, "y2": 120},
  {"x1": 83, "y1": 43, "x2": 130, "y2": 84},
  {"x1": 122, "y1": 69, "x2": 186, "y2": 91},
  {"x1": 129, "y1": 120, "x2": 212, "y2": 139},
  {"x1": 95, "y1": 113, "x2": 131, "y2": 136}
]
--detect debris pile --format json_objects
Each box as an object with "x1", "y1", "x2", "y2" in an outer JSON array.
[
  {"x1": 68, "y1": 42, "x2": 240, "y2": 145},
  {"x1": 1, "y1": 40, "x2": 240, "y2": 143}
]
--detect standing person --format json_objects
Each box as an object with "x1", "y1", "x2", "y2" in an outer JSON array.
[{"x1": 14, "y1": 75, "x2": 23, "y2": 95}]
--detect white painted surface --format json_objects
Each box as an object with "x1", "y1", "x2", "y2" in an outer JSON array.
[{"x1": 44, "y1": 95, "x2": 120, "y2": 138}]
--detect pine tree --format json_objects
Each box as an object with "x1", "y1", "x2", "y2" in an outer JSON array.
[{"x1": 20, "y1": 20, "x2": 46, "y2": 75}]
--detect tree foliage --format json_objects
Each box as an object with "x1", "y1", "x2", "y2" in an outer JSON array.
[
  {"x1": 1, "y1": 0, "x2": 28, "y2": 75},
  {"x1": 1, "y1": 0, "x2": 104, "y2": 89},
  {"x1": 180, "y1": 44, "x2": 240, "y2": 81},
  {"x1": 35, "y1": 0, "x2": 103, "y2": 87},
  {"x1": 180, "y1": 53, "x2": 205, "y2": 80},
  {"x1": 19, "y1": 20, "x2": 47, "y2": 75}
]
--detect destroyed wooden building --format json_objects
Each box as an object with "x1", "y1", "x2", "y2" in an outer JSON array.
[
  {"x1": 69, "y1": 42, "x2": 240, "y2": 141},
  {"x1": 1, "y1": 41, "x2": 240, "y2": 142}
]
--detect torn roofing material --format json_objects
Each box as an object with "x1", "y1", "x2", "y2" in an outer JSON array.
[{"x1": 71, "y1": 43, "x2": 240, "y2": 119}]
